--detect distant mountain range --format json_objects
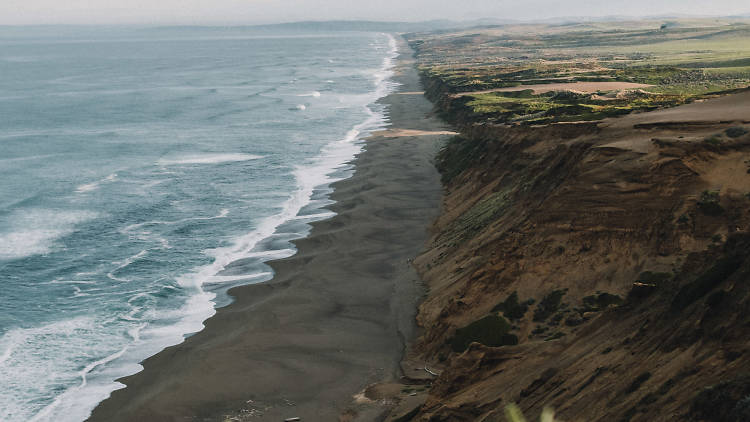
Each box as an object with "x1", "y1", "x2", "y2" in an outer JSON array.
[
  {"x1": 146, "y1": 14, "x2": 749, "y2": 34},
  {"x1": 4, "y1": 14, "x2": 747, "y2": 35},
  {"x1": 143, "y1": 19, "x2": 517, "y2": 34},
  {"x1": 247, "y1": 19, "x2": 518, "y2": 32}
]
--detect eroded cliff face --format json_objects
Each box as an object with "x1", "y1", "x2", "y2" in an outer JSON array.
[{"x1": 408, "y1": 85, "x2": 750, "y2": 421}]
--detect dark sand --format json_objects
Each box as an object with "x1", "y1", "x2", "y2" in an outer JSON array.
[{"x1": 88, "y1": 38, "x2": 450, "y2": 422}]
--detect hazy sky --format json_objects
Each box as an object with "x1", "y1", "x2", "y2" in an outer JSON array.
[{"x1": 1, "y1": 0, "x2": 748, "y2": 25}]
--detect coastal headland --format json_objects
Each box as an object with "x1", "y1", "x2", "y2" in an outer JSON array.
[
  {"x1": 92, "y1": 18, "x2": 750, "y2": 422},
  {"x1": 389, "y1": 20, "x2": 750, "y2": 421}
]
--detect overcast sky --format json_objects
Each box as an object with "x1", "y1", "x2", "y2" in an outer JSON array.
[{"x1": 1, "y1": 0, "x2": 748, "y2": 25}]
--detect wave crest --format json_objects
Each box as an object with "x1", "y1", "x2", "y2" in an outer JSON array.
[{"x1": 156, "y1": 153, "x2": 262, "y2": 166}]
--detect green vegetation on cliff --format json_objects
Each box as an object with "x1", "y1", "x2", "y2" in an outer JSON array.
[{"x1": 450, "y1": 315, "x2": 518, "y2": 352}]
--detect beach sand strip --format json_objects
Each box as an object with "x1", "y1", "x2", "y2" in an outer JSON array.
[{"x1": 88, "y1": 38, "x2": 449, "y2": 422}]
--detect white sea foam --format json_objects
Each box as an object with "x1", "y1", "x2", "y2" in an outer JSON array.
[
  {"x1": 24, "y1": 320, "x2": 147, "y2": 422},
  {"x1": 75, "y1": 173, "x2": 118, "y2": 193},
  {"x1": 203, "y1": 271, "x2": 274, "y2": 285},
  {"x1": 106, "y1": 250, "x2": 148, "y2": 282},
  {"x1": 297, "y1": 91, "x2": 321, "y2": 97},
  {"x1": 0, "y1": 209, "x2": 98, "y2": 260},
  {"x1": 0, "y1": 154, "x2": 60, "y2": 163},
  {"x1": 72, "y1": 286, "x2": 88, "y2": 297},
  {"x1": 74, "y1": 182, "x2": 99, "y2": 193},
  {"x1": 292, "y1": 211, "x2": 336, "y2": 221},
  {"x1": 0, "y1": 344, "x2": 13, "y2": 366},
  {"x1": 156, "y1": 153, "x2": 262, "y2": 166},
  {"x1": 0, "y1": 317, "x2": 132, "y2": 422},
  {"x1": 42, "y1": 279, "x2": 98, "y2": 285},
  {"x1": 120, "y1": 208, "x2": 229, "y2": 234}
]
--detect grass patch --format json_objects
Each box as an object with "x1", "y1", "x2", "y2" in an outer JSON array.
[
  {"x1": 446, "y1": 189, "x2": 511, "y2": 240},
  {"x1": 466, "y1": 93, "x2": 562, "y2": 116}
]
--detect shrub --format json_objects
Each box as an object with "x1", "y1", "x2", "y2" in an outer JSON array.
[
  {"x1": 733, "y1": 396, "x2": 750, "y2": 421},
  {"x1": 549, "y1": 312, "x2": 565, "y2": 325},
  {"x1": 704, "y1": 135, "x2": 723, "y2": 146},
  {"x1": 532, "y1": 325, "x2": 548, "y2": 335},
  {"x1": 582, "y1": 292, "x2": 623, "y2": 311},
  {"x1": 706, "y1": 290, "x2": 728, "y2": 308},
  {"x1": 450, "y1": 315, "x2": 518, "y2": 352},
  {"x1": 725, "y1": 126, "x2": 748, "y2": 138},
  {"x1": 533, "y1": 289, "x2": 567, "y2": 322},
  {"x1": 637, "y1": 271, "x2": 673, "y2": 284},
  {"x1": 492, "y1": 291, "x2": 532, "y2": 320},
  {"x1": 690, "y1": 376, "x2": 750, "y2": 422},
  {"x1": 436, "y1": 136, "x2": 487, "y2": 184},
  {"x1": 698, "y1": 190, "x2": 723, "y2": 216},
  {"x1": 564, "y1": 314, "x2": 583, "y2": 326}
]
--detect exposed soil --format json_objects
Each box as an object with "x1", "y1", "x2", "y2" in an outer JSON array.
[{"x1": 398, "y1": 81, "x2": 750, "y2": 421}]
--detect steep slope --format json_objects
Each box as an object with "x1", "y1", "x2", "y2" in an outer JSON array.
[{"x1": 406, "y1": 88, "x2": 750, "y2": 421}]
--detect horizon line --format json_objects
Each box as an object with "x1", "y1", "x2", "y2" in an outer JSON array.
[{"x1": 1, "y1": 12, "x2": 749, "y2": 28}]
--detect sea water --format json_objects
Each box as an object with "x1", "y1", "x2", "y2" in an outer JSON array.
[{"x1": 0, "y1": 26, "x2": 397, "y2": 421}]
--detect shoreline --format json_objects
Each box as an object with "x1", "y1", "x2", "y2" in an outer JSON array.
[{"x1": 88, "y1": 37, "x2": 452, "y2": 421}]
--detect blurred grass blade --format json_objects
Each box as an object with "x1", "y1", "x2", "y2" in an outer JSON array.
[
  {"x1": 504, "y1": 404, "x2": 528, "y2": 422},
  {"x1": 540, "y1": 407, "x2": 555, "y2": 422}
]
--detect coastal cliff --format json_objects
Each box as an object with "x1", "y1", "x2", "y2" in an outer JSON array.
[{"x1": 398, "y1": 27, "x2": 750, "y2": 422}]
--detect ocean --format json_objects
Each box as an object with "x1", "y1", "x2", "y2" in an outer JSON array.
[{"x1": 0, "y1": 26, "x2": 397, "y2": 421}]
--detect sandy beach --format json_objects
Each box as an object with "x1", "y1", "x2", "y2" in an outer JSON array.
[{"x1": 88, "y1": 38, "x2": 451, "y2": 421}]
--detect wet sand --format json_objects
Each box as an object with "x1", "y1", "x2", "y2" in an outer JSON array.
[{"x1": 88, "y1": 38, "x2": 451, "y2": 421}]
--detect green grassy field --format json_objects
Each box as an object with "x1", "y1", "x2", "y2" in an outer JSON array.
[{"x1": 407, "y1": 19, "x2": 750, "y2": 125}]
